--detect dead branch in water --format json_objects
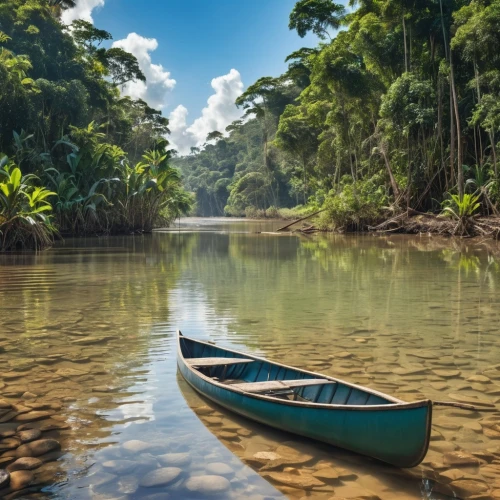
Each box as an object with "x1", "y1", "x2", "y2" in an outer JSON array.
[
  {"x1": 276, "y1": 209, "x2": 326, "y2": 232},
  {"x1": 369, "y1": 211, "x2": 500, "y2": 239}
]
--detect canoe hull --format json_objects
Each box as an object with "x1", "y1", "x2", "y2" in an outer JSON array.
[{"x1": 177, "y1": 344, "x2": 431, "y2": 468}]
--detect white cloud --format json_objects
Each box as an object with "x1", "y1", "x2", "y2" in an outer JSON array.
[
  {"x1": 61, "y1": 0, "x2": 105, "y2": 24},
  {"x1": 112, "y1": 33, "x2": 176, "y2": 110},
  {"x1": 59, "y1": 0, "x2": 243, "y2": 157},
  {"x1": 168, "y1": 69, "x2": 244, "y2": 155}
]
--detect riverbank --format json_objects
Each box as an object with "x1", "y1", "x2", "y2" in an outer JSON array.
[{"x1": 272, "y1": 211, "x2": 500, "y2": 240}]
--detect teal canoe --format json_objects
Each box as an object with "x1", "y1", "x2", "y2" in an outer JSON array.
[{"x1": 177, "y1": 331, "x2": 432, "y2": 468}]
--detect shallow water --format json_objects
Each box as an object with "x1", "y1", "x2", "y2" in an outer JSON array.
[{"x1": 1, "y1": 221, "x2": 500, "y2": 499}]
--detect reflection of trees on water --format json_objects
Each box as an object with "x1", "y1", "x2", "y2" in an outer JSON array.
[
  {"x1": 175, "y1": 232, "x2": 500, "y2": 356},
  {"x1": 0, "y1": 233, "x2": 200, "y2": 477}
]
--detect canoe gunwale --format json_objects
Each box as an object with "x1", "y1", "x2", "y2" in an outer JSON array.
[{"x1": 177, "y1": 331, "x2": 431, "y2": 412}]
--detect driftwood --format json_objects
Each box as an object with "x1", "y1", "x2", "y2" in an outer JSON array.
[
  {"x1": 368, "y1": 209, "x2": 500, "y2": 239},
  {"x1": 295, "y1": 225, "x2": 320, "y2": 234},
  {"x1": 276, "y1": 209, "x2": 326, "y2": 232}
]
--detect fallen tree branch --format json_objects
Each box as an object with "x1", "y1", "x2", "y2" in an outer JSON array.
[{"x1": 276, "y1": 209, "x2": 326, "y2": 232}]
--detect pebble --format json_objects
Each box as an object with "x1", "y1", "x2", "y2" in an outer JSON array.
[
  {"x1": 15, "y1": 439, "x2": 61, "y2": 458},
  {"x1": 17, "y1": 429, "x2": 41, "y2": 443},
  {"x1": 433, "y1": 369, "x2": 461, "y2": 378},
  {"x1": 118, "y1": 476, "x2": 139, "y2": 494},
  {"x1": 312, "y1": 467, "x2": 340, "y2": 482},
  {"x1": 204, "y1": 416, "x2": 222, "y2": 425},
  {"x1": 102, "y1": 460, "x2": 138, "y2": 475},
  {"x1": 122, "y1": 440, "x2": 152, "y2": 453},
  {"x1": 185, "y1": 474, "x2": 231, "y2": 495},
  {"x1": 443, "y1": 451, "x2": 482, "y2": 467},
  {"x1": 14, "y1": 411, "x2": 53, "y2": 422},
  {"x1": 9, "y1": 469, "x2": 34, "y2": 490},
  {"x1": 274, "y1": 445, "x2": 313, "y2": 466},
  {"x1": 139, "y1": 467, "x2": 182, "y2": 487},
  {"x1": 21, "y1": 392, "x2": 37, "y2": 400},
  {"x1": 438, "y1": 468, "x2": 467, "y2": 482},
  {"x1": 219, "y1": 431, "x2": 238, "y2": 440},
  {"x1": 247, "y1": 451, "x2": 282, "y2": 467},
  {"x1": 157, "y1": 452, "x2": 192, "y2": 467},
  {"x1": 206, "y1": 462, "x2": 235, "y2": 477},
  {"x1": 450, "y1": 478, "x2": 489, "y2": 497},
  {"x1": 262, "y1": 471, "x2": 323, "y2": 490},
  {"x1": 467, "y1": 375, "x2": 491, "y2": 384},
  {"x1": 6, "y1": 457, "x2": 43, "y2": 472},
  {"x1": 0, "y1": 438, "x2": 20, "y2": 450},
  {"x1": 429, "y1": 441, "x2": 457, "y2": 453}
]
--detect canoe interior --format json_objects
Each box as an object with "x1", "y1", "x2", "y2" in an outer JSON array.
[{"x1": 180, "y1": 336, "x2": 392, "y2": 406}]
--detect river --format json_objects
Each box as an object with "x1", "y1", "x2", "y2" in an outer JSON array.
[{"x1": 0, "y1": 218, "x2": 500, "y2": 499}]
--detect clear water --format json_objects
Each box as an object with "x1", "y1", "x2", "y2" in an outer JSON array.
[{"x1": 1, "y1": 220, "x2": 500, "y2": 499}]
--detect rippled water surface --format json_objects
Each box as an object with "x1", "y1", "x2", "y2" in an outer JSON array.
[{"x1": 1, "y1": 220, "x2": 500, "y2": 499}]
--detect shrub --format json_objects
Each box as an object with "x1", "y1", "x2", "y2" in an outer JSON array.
[
  {"x1": 319, "y1": 177, "x2": 388, "y2": 231},
  {"x1": 0, "y1": 156, "x2": 56, "y2": 251}
]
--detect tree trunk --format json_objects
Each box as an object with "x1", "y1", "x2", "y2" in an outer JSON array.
[
  {"x1": 381, "y1": 147, "x2": 400, "y2": 199},
  {"x1": 450, "y1": 50, "x2": 464, "y2": 198},
  {"x1": 402, "y1": 12, "x2": 408, "y2": 73},
  {"x1": 437, "y1": 75, "x2": 447, "y2": 190},
  {"x1": 303, "y1": 157, "x2": 307, "y2": 205},
  {"x1": 407, "y1": 133, "x2": 411, "y2": 209},
  {"x1": 439, "y1": 0, "x2": 449, "y2": 61},
  {"x1": 490, "y1": 129, "x2": 498, "y2": 179},
  {"x1": 450, "y1": 79, "x2": 456, "y2": 187}
]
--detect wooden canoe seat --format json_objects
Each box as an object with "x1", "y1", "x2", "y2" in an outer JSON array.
[
  {"x1": 231, "y1": 378, "x2": 335, "y2": 393},
  {"x1": 187, "y1": 357, "x2": 254, "y2": 367}
]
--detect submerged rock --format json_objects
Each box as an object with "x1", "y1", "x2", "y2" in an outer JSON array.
[
  {"x1": 17, "y1": 429, "x2": 41, "y2": 443},
  {"x1": 6, "y1": 457, "x2": 43, "y2": 472},
  {"x1": 312, "y1": 467, "x2": 341, "y2": 482},
  {"x1": 9, "y1": 469, "x2": 34, "y2": 490},
  {"x1": 139, "y1": 467, "x2": 182, "y2": 487},
  {"x1": 205, "y1": 462, "x2": 234, "y2": 477},
  {"x1": 14, "y1": 411, "x2": 53, "y2": 422},
  {"x1": 185, "y1": 474, "x2": 231, "y2": 495},
  {"x1": 102, "y1": 460, "x2": 138, "y2": 475},
  {"x1": 262, "y1": 471, "x2": 323, "y2": 490},
  {"x1": 450, "y1": 478, "x2": 489, "y2": 497},
  {"x1": 122, "y1": 440, "x2": 152, "y2": 453},
  {"x1": 118, "y1": 475, "x2": 139, "y2": 494},
  {"x1": 15, "y1": 439, "x2": 60, "y2": 458},
  {"x1": 443, "y1": 451, "x2": 481, "y2": 467},
  {"x1": 157, "y1": 452, "x2": 191, "y2": 467}
]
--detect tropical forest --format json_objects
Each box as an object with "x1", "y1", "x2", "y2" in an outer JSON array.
[
  {"x1": 176, "y1": 0, "x2": 500, "y2": 237},
  {"x1": 0, "y1": 0, "x2": 191, "y2": 251}
]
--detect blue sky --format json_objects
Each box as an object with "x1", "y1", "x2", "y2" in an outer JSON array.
[
  {"x1": 63, "y1": 0, "x2": 321, "y2": 153},
  {"x1": 93, "y1": 0, "x2": 318, "y2": 113}
]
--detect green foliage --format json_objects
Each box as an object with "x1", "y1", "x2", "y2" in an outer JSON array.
[
  {"x1": 441, "y1": 193, "x2": 482, "y2": 220},
  {"x1": 0, "y1": 0, "x2": 191, "y2": 249},
  {"x1": 319, "y1": 176, "x2": 388, "y2": 231},
  {"x1": 289, "y1": 0, "x2": 345, "y2": 39},
  {"x1": 0, "y1": 155, "x2": 56, "y2": 250},
  {"x1": 178, "y1": 0, "x2": 500, "y2": 225}
]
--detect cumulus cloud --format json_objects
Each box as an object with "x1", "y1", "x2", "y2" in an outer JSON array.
[
  {"x1": 112, "y1": 33, "x2": 176, "y2": 110},
  {"x1": 61, "y1": 0, "x2": 105, "y2": 24},
  {"x1": 168, "y1": 69, "x2": 244, "y2": 155}
]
